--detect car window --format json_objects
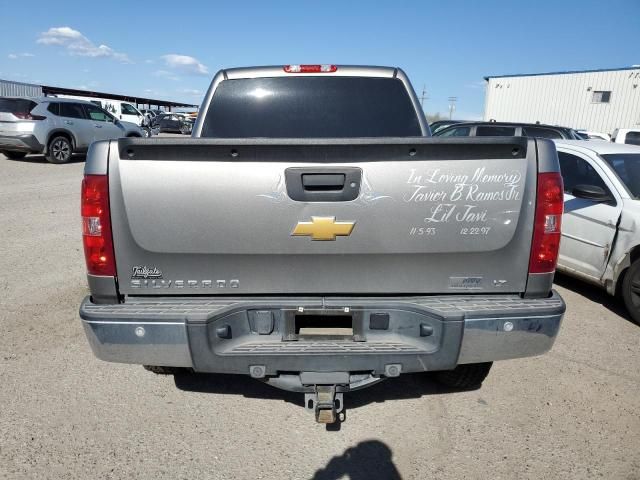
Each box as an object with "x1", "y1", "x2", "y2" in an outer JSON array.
[
  {"x1": 46, "y1": 102, "x2": 60, "y2": 116},
  {"x1": 436, "y1": 126, "x2": 471, "y2": 137},
  {"x1": 59, "y1": 103, "x2": 87, "y2": 119},
  {"x1": 475, "y1": 126, "x2": 516, "y2": 136},
  {"x1": 625, "y1": 131, "x2": 640, "y2": 146},
  {"x1": 121, "y1": 103, "x2": 139, "y2": 115},
  {"x1": 84, "y1": 104, "x2": 112, "y2": 122},
  {"x1": 601, "y1": 154, "x2": 640, "y2": 199},
  {"x1": 0, "y1": 98, "x2": 37, "y2": 118},
  {"x1": 558, "y1": 152, "x2": 609, "y2": 195},
  {"x1": 522, "y1": 127, "x2": 563, "y2": 139}
]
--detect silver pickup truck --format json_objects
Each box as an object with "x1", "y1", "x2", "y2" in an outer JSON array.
[{"x1": 79, "y1": 65, "x2": 566, "y2": 423}]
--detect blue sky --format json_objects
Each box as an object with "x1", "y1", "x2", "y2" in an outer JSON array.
[{"x1": 1, "y1": 0, "x2": 639, "y2": 117}]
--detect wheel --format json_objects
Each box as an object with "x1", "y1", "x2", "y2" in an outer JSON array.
[
  {"x1": 621, "y1": 259, "x2": 640, "y2": 324},
  {"x1": 46, "y1": 136, "x2": 73, "y2": 164},
  {"x1": 180, "y1": 124, "x2": 191, "y2": 135},
  {"x1": 2, "y1": 151, "x2": 27, "y2": 160},
  {"x1": 435, "y1": 362, "x2": 493, "y2": 389},
  {"x1": 142, "y1": 127, "x2": 151, "y2": 138}
]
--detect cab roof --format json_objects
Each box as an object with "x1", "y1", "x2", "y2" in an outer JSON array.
[{"x1": 554, "y1": 139, "x2": 640, "y2": 155}]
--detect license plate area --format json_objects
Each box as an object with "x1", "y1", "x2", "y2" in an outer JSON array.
[
  {"x1": 296, "y1": 314, "x2": 353, "y2": 339},
  {"x1": 284, "y1": 310, "x2": 365, "y2": 341}
]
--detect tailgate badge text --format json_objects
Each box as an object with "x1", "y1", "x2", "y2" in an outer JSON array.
[{"x1": 131, "y1": 266, "x2": 163, "y2": 279}]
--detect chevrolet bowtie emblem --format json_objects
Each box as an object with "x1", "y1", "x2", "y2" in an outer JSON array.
[{"x1": 292, "y1": 216, "x2": 356, "y2": 241}]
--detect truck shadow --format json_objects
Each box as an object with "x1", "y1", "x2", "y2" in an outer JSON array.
[
  {"x1": 173, "y1": 370, "x2": 461, "y2": 411},
  {"x1": 2, "y1": 153, "x2": 85, "y2": 164},
  {"x1": 311, "y1": 440, "x2": 401, "y2": 480},
  {"x1": 553, "y1": 272, "x2": 635, "y2": 325}
]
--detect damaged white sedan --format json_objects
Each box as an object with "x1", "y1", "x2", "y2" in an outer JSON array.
[{"x1": 555, "y1": 140, "x2": 640, "y2": 323}]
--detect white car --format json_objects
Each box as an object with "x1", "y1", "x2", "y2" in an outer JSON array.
[
  {"x1": 577, "y1": 130, "x2": 611, "y2": 142},
  {"x1": 612, "y1": 128, "x2": 640, "y2": 146},
  {"x1": 554, "y1": 140, "x2": 640, "y2": 323}
]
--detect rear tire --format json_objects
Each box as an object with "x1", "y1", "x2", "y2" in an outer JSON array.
[
  {"x1": 180, "y1": 124, "x2": 191, "y2": 135},
  {"x1": 435, "y1": 362, "x2": 493, "y2": 389},
  {"x1": 46, "y1": 135, "x2": 73, "y2": 164},
  {"x1": 142, "y1": 126, "x2": 151, "y2": 138},
  {"x1": 621, "y1": 259, "x2": 640, "y2": 325},
  {"x1": 2, "y1": 151, "x2": 27, "y2": 160}
]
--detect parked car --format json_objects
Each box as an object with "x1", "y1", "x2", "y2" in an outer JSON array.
[
  {"x1": 576, "y1": 130, "x2": 612, "y2": 142},
  {"x1": 55, "y1": 95, "x2": 152, "y2": 136},
  {"x1": 151, "y1": 113, "x2": 194, "y2": 134},
  {"x1": 140, "y1": 108, "x2": 156, "y2": 120},
  {"x1": 612, "y1": 128, "x2": 640, "y2": 146},
  {"x1": 139, "y1": 109, "x2": 162, "y2": 136},
  {"x1": 140, "y1": 109, "x2": 166, "y2": 119},
  {"x1": 0, "y1": 97, "x2": 143, "y2": 163},
  {"x1": 428, "y1": 119, "x2": 471, "y2": 134},
  {"x1": 554, "y1": 140, "x2": 640, "y2": 323},
  {"x1": 434, "y1": 121, "x2": 581, "y2": 139},
  {"x1": 79, "y1": 64, "x2": 566, "y2": 424}
]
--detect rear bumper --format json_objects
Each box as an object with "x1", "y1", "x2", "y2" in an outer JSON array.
[
  {"x1": 80, "y1": 292, "x2": 565, "y2": 374},
  {"x1": 0, "y1": 134, "x2": 43, "y2": 153}
]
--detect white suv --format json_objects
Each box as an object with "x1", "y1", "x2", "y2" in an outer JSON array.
[{"x1": 0, "y1": 97, "x2": 143, "y2": 163}]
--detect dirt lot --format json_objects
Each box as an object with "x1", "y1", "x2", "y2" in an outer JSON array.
[{"x1": 1, "y1": 151, "x2": 639, "y2": 480}]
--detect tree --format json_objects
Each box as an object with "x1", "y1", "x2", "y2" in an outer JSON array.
[{"x1": 425, "y1": 112, "x2": 443, "y2": 124}]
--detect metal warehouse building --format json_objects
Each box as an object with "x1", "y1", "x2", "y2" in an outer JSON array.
[
  {"x1": 484, "y1": 67, "x2": 640, "y2": 135},
  {"x1": 0, "y1": 78, "x2": 197, "y2": 111}
]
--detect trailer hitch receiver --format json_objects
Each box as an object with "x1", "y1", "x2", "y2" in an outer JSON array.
[{"x1": 305, "y1": 385, "x2": 344, "y2": 424}]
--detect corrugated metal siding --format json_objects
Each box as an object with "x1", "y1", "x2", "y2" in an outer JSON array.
[
  {"x1": 0, "y1": 79, "x2": 43, "y2": 97},
  {"x1": 484, "y1": 69, "x2": 640, "y2": 135}
]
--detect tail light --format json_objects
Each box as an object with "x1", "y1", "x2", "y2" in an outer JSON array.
[
  {"x1": 81, "y1": 175, "x2": 116, "y2": 276},
  {"x1": 284, "y1": 64, "x2": 337, "y2": 73},
  {"x1": 529, "y1": 172, "x2": 564, "y2": 274},
  {"x1": 14, "y1": 113, "x2": 46, "y2": 120}
]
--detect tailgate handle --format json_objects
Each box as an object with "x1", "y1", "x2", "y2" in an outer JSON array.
[
  {"x1": 302, "y1": 174, "x2": 345, "y2": 191},
  {"x1": 285, "y1": 168, "x2": 362, "y2": 202}
]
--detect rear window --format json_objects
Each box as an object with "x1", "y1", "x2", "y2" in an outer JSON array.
[
  {"x1": 201, "y1": 77, "x2": 422, "y2": 138},
  {"x1": 476, "y1": 126, "x2": 516, "y2": 136},
  {"x1": 522, "y1": 127, "x2": 563, "y2": 139},
  {"x1": 0, "y1": 98, "x2": 37, "y2": 117},
  {"x1": 625, "y1": 131, "x2": 640, "y2": 146}
]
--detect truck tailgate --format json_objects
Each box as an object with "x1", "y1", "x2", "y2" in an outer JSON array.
[{"x1": 109, "y1": 137, "x2": 536, "y2": 295}]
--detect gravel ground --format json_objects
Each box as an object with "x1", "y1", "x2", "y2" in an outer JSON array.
[{"x1": 0, "y1": 150, "x2": 639, "y2": 480}]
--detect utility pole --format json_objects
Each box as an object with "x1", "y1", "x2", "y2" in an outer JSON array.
[
  {"x1": 419, "y1": 84, "x2": 429, "y2": 108},
  {"x1": 447, "y1": 96, "x2": 457, "y2": 120}
]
